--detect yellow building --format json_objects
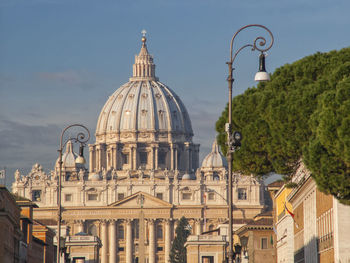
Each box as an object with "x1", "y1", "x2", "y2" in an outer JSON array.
[{"x1": 273, "y1": 182, "x2": 294, "y2": 263}]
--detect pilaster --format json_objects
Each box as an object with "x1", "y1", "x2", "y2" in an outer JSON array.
[
  {"x1": 164, "y1": 219, "x2": 172, "y2": 263},
  {"x1": 109, "y1": 220, "x2": 117, "y2": 263},
  {"x1": 148, "y1": 219, "x2": 156, "y2": 263},
  {"x1": 100, "y1": 220, "x2": 108, "y2": 263},
  {"x1": 126, "y1": 219, "x2": 133, "y2": 263}
]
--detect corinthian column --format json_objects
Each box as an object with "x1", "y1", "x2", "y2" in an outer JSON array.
[
  {"x1": 89, "y1": 145, "x2": 94, "y2": 173},
  {"x1": 126, "y1": 219, "x2": 133, "y2": 263},
  {"x1": 165, "y1": 219, "x2": 172, "y2": 263},
  {"x1": 148, "y1": 219, "x2": 156, "y2": 263},
  {"x1": 109, "y1": 220, "x2": 117, "y2": 263},
  {"x1": 101, "y1": 220, "x2": 108, "y2": 263}
]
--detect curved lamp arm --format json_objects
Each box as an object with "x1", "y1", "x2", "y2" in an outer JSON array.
[
  {"x1": 59, "y1": 124, "x2": 90, "y2": 151},
  {"x1": 229, "y1": 24, "x2": 274, "y2": 64}
]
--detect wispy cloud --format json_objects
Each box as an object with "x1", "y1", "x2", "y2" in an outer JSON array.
[
  {"x1": 38, "y1": 71, "x2": 82, "y2": 84},
  {"x1": 0, "y1": 117, "x2": 61, "y2": 172},
  {"x1": 36, "y1": 70, "x2": 97, "y2": 90}
]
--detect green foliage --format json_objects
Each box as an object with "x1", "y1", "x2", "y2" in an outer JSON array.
[
  {"x1": 169, "y1": 216, "x2": 191, "y2": 263},
  {"x1": 216, "y1": 47, "x2": 350, "y2": 204}
]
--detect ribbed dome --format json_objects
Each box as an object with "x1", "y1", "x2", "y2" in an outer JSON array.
[
  {"x1": 96, "y1": 35, "x2": 193, "y2": 143},
  {"x1": 201, "y1": 140, "x2": 227, "y2": 168}
]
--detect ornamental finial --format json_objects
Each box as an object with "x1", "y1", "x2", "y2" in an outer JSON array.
[{"x1": 141, "y1": 29, "x2": 147, "y2": 45}]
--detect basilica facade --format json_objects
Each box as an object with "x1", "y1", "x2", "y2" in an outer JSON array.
[{"x1": 12, "y1": 35, "x2": 266, "y2": 263}]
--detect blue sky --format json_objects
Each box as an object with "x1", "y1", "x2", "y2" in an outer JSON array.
[{"x1": 1, "y1": 0, "x2": 350, "y2": 186}]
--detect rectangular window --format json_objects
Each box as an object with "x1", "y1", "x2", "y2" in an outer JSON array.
[
  {"x1": 88, "y1": 194, "x2": 98, "y2": 201},
  {"x1": 238, "y1": 188, "x2": 247, "y2": 200},
  {"x1": 118, "y1": 247, "x2": 124, "y2": 251},
  {"x1": 157, "y1": 247, "x2": 163, "y2": 251},
  {"x1": 158, "y1": 152, "x2": 167, "y2": 165},
  {"x1": 118, "y1": 225, "x2": 124, "y2": 239},
  {"x1": 208, "y1": 193, "x2": 215, "y2": 200},
  {"x1": 182, "y1": 193, "x2": 192, "y2": 200},
  {"x1": 21, "y1": 222, "x2": 29, "y2": 243},
  {"x1": 157, "y1": 225, "x2": 163, "y2": 239},
  {"x1": 133, "y1": 220, "x2": 139, "y2": 239},
  {"x1": 139, "y1": 152, "x2": 148, "y2": 164},
  {"x1": 118, "y1": 193, "x2": 125, "y2": 200},
  {"x1": 32, "y1": 190, "x2": 41, "y2": 201},
  {"x1": 202, "y1": 256, "x2": 214, "y2": 263},
  {"x1": 156, "y1": 193, "x2": 163, "y2": 200},
  {"x1": 261, "y1": 237, "x2": 268, "y2": 249},
  {"x1": 65, "y1": 194, "x2": 72, "y2": 202},
  {"x1": 122, "y1": 153, "x2": 129, "y2": 164}
]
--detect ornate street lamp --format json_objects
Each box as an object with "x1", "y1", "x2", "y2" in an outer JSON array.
[
  {"x1": 56, "y1": 124, "x2": 90, "y2": 263},
  {"x1": 226, "y1": 24, "x2": 274, "y2": 263}
]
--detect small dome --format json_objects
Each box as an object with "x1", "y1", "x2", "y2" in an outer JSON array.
[
  {"x1": 182, "y1": 173, "x2": 192, "y2": 180},
  {"x1": 89, "y1": 172, "x2": 102, "y2": 181},
  {"x1": 55, "y1": 141, "x2": 84, "y2": 170},
  {"x1": 201, "y1": 140, "x2": 228, "y2": 168},
  {"x1": 182, "y1": 173, "x2": 196, "y2": 180}
]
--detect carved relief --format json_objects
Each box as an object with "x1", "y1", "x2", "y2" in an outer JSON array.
[
  {"x1": 139, "y1": 133, "x2": 150, "y2": 138},
  {"x1": 122, "y1": 133, "x2": 132, "y2": 138}
]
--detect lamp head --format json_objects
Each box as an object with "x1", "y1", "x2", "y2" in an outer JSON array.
[
  {"x1": 75, "y1": 144, "x2": 86, "y2": 164},
  {"x1": 254, "y1": 52, "x2": 270, "y2": 82}
]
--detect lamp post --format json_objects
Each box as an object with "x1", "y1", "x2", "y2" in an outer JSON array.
[
  {"x1": 226, "y1": 24, "x2": 274, "y2": 263},
  {"x1": 56, "y1": 124, "x2": 90, "y2": 263}
]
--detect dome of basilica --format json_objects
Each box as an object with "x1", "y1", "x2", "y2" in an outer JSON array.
[
  {"x1": 89, "y1": 34, "x2": 199, "y2": 174},
  {"x1": 96, "y1": 36, "x2": 193, "y2": 144}
]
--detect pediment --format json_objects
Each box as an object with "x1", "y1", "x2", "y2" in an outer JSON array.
[{"x1": 108, "y1": 191, "x2": 172, "y2": 208}]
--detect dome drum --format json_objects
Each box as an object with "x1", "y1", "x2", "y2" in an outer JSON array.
[
  {"x1": 96, "y1": 130, "x2": 193, "y2": 145},
  {"x1": 89, "y1": 141, "x2": 199, "y2": 174}
]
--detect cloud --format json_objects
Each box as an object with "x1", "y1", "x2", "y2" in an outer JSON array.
[
  {"x1": 37, "y1": 71, "x2": 82, "y2": 84},
  {"x1": 0, "y1": 117, "x2": 61, "y2": 172},
  {"x1": 36, "y1": 70, "x2": 96, "y2": 90}
]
